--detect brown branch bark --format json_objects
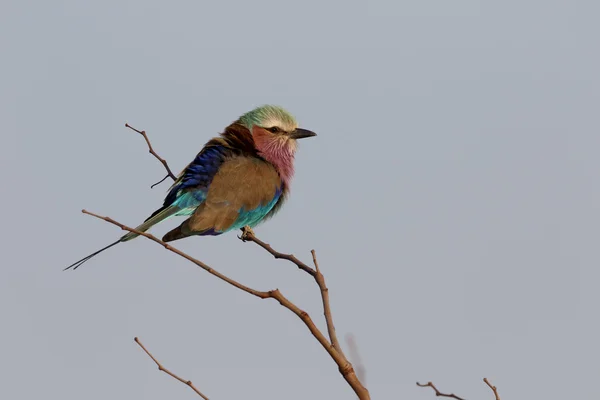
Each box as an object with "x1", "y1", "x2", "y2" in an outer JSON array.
[
  {"x1": 134, "y1": 337, "x2": 210, "y2": 400},
  {"x1": 418, "y1": 378, "x2": 501, "y2": 400},
  {"x1": 239, "y1": 227, "x2": 316, "y2": 277},
  {"x1": 240, "y1": 228, "x2": 350, "y2": 365},
  {"x1": 82, "y1": 209, "x2": 266, "y2": 297},
  {"x1": 311, "y1": 249, "x2": 346, "y2": 359},
  {"x1": 483, "y1": 378, "x2": 500, "y2": 400},
  {"x1": 82, "y1": 210, "x2": 370, "y2": 400},
  {"x1": 416, "y1": 382, "x2": 466, "y2": 400},
  {"x1": 125, "y1": 123, "x2": 177, "y2": 187}
]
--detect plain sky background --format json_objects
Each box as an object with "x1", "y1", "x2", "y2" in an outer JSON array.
[{"x1": 2, "y1": 0, "x2": 599, "y2": 399}]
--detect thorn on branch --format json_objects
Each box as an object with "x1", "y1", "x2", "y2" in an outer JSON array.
[{"x1": 416, "y1": 381, "x2": 466, "y2": 400}]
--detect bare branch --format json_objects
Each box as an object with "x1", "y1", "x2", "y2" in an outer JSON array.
[
  {"x1": 82, "y1": 210, "x2": 370, "y2": 400},
  {"x1": 416, "y1": 382, "x2": 466, "y2": 400},
  {"x1": 134, "y1": 337, "x2": 210, "y2": 400},
  {"x1": 483, "y1": 378, "x2": 500, "y2": 400},
  {"x1": 125, "y1": 123, "x2": 177, "y2": 186},
  {"x1": 239, "y1": 226, "x2": 316, "y2": 277},
  {"x1": 312, "y1": 249, "x2": 346, "y2": 359},
  {"x1": 82, "y1": 209, "x2": 267, "y2": 297},
  {"x1": 239, "y1": 228, "x2": 349, "y2": 363}
]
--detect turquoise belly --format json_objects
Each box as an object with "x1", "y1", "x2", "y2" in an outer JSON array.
[{"x1": 227, "y1": 194, "x2": 281, "y2": 231}]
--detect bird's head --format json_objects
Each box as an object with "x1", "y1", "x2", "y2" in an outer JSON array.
[
  {"x1": 238, "y1": 105, "x2": 316, "y2": 182},
  {"x1": 240, "y1": 104, "x2": 316, "y2": 150}
]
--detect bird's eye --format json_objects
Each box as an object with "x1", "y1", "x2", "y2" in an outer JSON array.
[{"x1": 267, "y1": 126, "x2": 280, "y2": 133}]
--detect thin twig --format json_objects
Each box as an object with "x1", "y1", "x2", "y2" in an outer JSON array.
[
  {"x1": 312, "y1": 250, "x2": 346, "y2": 359},
  {"x1": 134, "y1": 337, "x2": 210, "y2": 400},
  {"x1": 240, "y1": 229, "x2": 348, "y2": 361},
  {"x1": 239, "y1": 227, "x2": 316, "y2": 277},
  {"x1": 150, "y1": 174, "x2": 171, "y2": 189},
  {"x1": 483, "y1": 378, "x2": 500, "y2": 400},
  {"x1": 125, "y1": 123, "x2": 177, "y2": 185},
  {"x1": 82, "y1": 210, "x2": 370, "y2": 400},
  {"x1": 416, "y1": 382, "x2": 466, "y2": 400}
]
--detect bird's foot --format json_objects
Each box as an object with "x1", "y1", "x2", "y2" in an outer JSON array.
[{"x1": 239, "y1": 225, "x2": 255, "y2": 241}]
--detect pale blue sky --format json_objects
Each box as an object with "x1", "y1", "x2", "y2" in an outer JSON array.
[{"x1": 2, "y1": 1, "x2": 599, "y2": 399}]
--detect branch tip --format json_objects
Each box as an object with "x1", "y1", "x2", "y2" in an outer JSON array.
[
  {"x1": 416, "y1": 381, "x2": 465, "y2": 400},
  {"x1": 311, "y1": 249, "x2": 320, "y2": 272},
  {"x1": 238, "y1": 229, "x2": 317, "y2": 277},
  {"x1": 483, "y1": 378, "x2": 500, "y2": 400},
  {"x1": 125, "y1": 122, "x2": 177, "y2": 185},
  {"x1": 134, "y1": 337, "x2": 210, "y2": 400}
]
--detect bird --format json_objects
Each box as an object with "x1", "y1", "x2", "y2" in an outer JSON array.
[{"x1": 65, "y1": 105, "x2": 316, "y2": 270}]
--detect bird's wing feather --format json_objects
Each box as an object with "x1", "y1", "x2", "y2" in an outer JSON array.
[
  {"x1": 147, "y1": 124, "x2": 256, "y2": 223},
  {"x1": 189, "y1": 156, "x2": 282, "y2": 233},
  {"x1": 162, "y1": 156, "x2": 282, "y2": 241},
  {"x1": 121, "y1": 205, "x2": 180, "y2": 242},
  {"x1": 129, "y1": 144, "x2": 230, "y2": 242},
  {"x1": 164, "y1": 144, "x2": 229, "y2": 210}
]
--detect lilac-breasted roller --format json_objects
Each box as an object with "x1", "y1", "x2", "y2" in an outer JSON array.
[{"x1": 65, "y1": 105, "x2": 316, "y2": 270}]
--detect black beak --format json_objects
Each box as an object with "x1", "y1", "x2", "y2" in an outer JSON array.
[{"x1": 288, "y1": 128, "x2": 317, "y2": 140}]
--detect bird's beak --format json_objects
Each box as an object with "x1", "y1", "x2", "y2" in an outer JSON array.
[{"x1": 288, "y1": 128, "x2": 317, "y2": 140}]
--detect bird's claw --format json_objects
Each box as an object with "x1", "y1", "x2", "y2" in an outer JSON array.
[{"x1": 239, "y1": 225, "x2": 255, "y2": 241}]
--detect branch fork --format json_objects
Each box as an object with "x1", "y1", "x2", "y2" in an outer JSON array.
[
  {"x1": 417, "y1": 378, "x2": 501, "y2": 400},
  {"x1": 82, "y1": 212, "x2": 369, "y2": 399}
]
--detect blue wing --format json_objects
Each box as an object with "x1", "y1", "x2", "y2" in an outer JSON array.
[
  {"x1": 143, "y1": 145, "x2": 229, "y2": 223},
  {"x1": 167, "y1": 145, "x2": 229, "y2": 213},
  {"x1": 162, "y1": 156, "x2": 284, "y2": 242}
]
